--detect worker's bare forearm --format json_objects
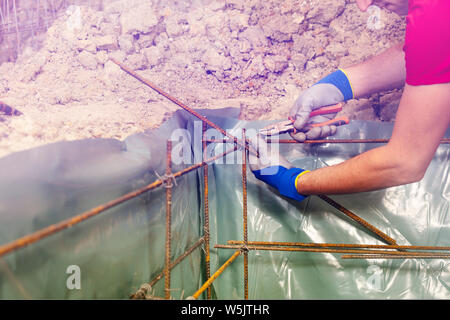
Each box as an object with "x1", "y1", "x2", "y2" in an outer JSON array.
[
  {"x1": 344, "y1": 43, "x2": 406, "y2": 98},
  {"x1": 296, "y1": 145, "x2": 415, "y2": 195}
]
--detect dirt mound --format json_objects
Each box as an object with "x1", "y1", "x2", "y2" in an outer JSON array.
[{"x1": 0, "y1": 0, "x2": 405, "y2": 158}]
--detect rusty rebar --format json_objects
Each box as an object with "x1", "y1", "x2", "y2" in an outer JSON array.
[
  {"x1": 189, "y1": 250, "x2": 241, "y2": 300},
  {"x1": 0, "y1": 259, "x2": 31, "y2": 299},
  {"x1": 317, "y1": 195, "x2": 397, "y2": 246},
  {"x1": 206, "y1": 138, "x2": 450, "y2": 144},
  {"x1": 215, "y1": 244, "x2": 450, "y2": 258},
  {"x1": 342, "y1": 254, "x2": 450, "y2": 259},
  {"x1": 0, "y1": 177, "x2": 163, "y2": 258},
  {"x1": 276, "y1": 139, "x2": 450, "y2": 144},
  {"x1": 164, "y1": 140, "x2": 173, "y2": 299},
  {"x1": 227, "y1": 240, "x2": 450, "y2": 252},
  {"x1": 109, "y1": 57, "x2": 258, "y2": 157},
  {"x1": 202, "y1": 121, "x2": 211, "y2": 299},
  {"x1": 130, "y1": 237, "x2": 205, "y2": 299},
  {"x1": 0, "y1": 101, "x2": 22, "y2": 116},
  {"x1": 276, "y1": 139, "x2": 392, "y2": 144},
  {"x1": 0, "y1": 144, "x2": 238, "y2": 259},
  {"x1": 206, "y1": 146, "x2": 396, "y2": 247},
  {"x1": 241, "y1": 129, "x2": 249, "y2": 300},
  {"x1": 155, "y1": 237, "x2": 205, "y2": 288}
]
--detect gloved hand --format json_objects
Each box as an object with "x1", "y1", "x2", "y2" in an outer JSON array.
[
  {"x1": 289, "y1": 69, "x2": 354, "y2": 142},
  {"x1": 248, "y1": 134, "x2": 309, "y2": 202}
]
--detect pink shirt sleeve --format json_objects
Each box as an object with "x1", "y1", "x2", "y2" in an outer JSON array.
[{"x1": 403, "y1": 0, "x2": 450, "y2": 86}]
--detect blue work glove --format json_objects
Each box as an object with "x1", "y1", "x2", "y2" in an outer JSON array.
[
  {"x1": 289, "y1": 69, "x2": 354, "y2": 142},
  {"x1": 248, "y1": 135, "x2": 309, "y2": 202}
]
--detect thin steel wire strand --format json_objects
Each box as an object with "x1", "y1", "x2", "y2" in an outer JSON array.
[
  {"x1": 202, "y1": 121, "x2": 211, "y2": 299},
  {"x1": 342, "y1": 254, "x2": 450, "y2": 259},
  {"x1": 110, "y1": 57, "x2": 439, "y2": 249},
  {"x1": 189, "y1": 250, "x2": 241, "y2": 300},
  {"x1": 226, "y1": 240, "x2": 450, "y2": 252},
  {"x1": 241, "y1": 129, "x2": 249, "y2": 300},
  {"x1": 164, "y1": 141, "x2": 172, "y2": 299}
]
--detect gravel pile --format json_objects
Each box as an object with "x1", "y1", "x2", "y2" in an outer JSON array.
[{"x1": 0, "y1": 0, "x2": 405, "y2": 158}]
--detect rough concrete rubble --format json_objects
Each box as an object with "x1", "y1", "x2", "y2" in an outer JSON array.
[{"x1": 0, "y1": 0, "x2": 405, "y2": 158}]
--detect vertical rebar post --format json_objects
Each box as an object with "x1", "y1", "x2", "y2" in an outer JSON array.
[
  {"x1": 108, "y1": 57, "x2": 259, "y2": 157},
  {"x1": 164, "y1": 140, "x2": 173, "y2": 299},
  {"x1": 242, "y1": 129, "x2": 249, "y2": 300},
  {"x1": 202, "y1": 121, "x2": 211, "y2": 299},
  {"x1": 317, "y1": 195, "x2": 397, "y2": 246}
]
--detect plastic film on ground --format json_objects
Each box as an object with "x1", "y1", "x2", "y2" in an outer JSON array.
[{"x1": 0, "y1": 108, "x2": 449, "y2": 299}]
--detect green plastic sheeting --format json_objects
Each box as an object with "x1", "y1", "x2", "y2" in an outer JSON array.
[{"x1": 0, "y1": 108, "x2": 449, "y2": 299}]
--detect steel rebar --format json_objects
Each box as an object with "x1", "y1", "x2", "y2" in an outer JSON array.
[
  {"x1": 109, "y1": 57, "x2": 258, "y2": 157},
  {"x1": 317, "y1": 195, "x2": 397, "y2": 246},
  {"x1": 202, "y1": 121, "x2": 211, "y2": 299},
  {"x1": 241, "y1": 129, "x2": 249, "y2": 300},
  {"x1": 164, "y1": 140, "x2": 172, "y2": 300},
  {"x1": 275, "y1": 139, "x2": 450, "y2": 144},
  {"x1": 214, "y1": 244, "x2": 448, "y2": 258},
  {"x1": 0, "y1": 145, "x2": 238, "y2": 258},
  {"x1": 342, "y1": 254, "x2": 450, "y2": 259},
  {"x1": 189, "y1": 250, "x2": 241, "y2": 300},
  {"x1": 206, "y1": 138, "x2": 450, "y2": 144}
]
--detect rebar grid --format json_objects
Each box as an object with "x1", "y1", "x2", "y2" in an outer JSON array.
[
  {"x1": 226, "y1": 240, "x2": 450, "y2": 252},
  {"x1": 0, "y1": 59, "x2": 449, "y2": 300},
  {"x1": 207, "y1": 138, "x2": 450, "y2": 144},
  {"x1": 130, "y1": 237, "x2": 204, "y2": 299},
  {"x1": 109, "y1": 58, "x2": 259, "y2": 158},
  {"x1": 215, "y1": 244, "x2": 450, "y2": 258},
  {"x1": 0, "y1": 0, "x2": 103, "y2": 62},
  {"x1": 190, "y1": 250, "x2": 241, "y2": 300}
]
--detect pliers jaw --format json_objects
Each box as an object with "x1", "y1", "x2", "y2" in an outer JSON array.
[
  {"x1": 259, "y1": 119, "x2": 296, "y2": 136},
  {"x1": 258, "y1": 103, "x2": 347, "y2": 137}
]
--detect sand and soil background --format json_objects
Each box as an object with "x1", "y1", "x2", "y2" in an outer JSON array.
[{"x1": 0, "y1": 0, "x2": 406, "y2": 158}]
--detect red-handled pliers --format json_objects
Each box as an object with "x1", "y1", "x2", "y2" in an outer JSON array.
[{"x1": 259, "y1": 103, "x2": 348, "y2": 136}]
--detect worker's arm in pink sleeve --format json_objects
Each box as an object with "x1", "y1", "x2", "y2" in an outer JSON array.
[
  {"x1": 295, "y1": 82, "x2": 450, "y2": 195},
  {"x1": 403, "y1": 0, "x2": 450, "y2": 85}
]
